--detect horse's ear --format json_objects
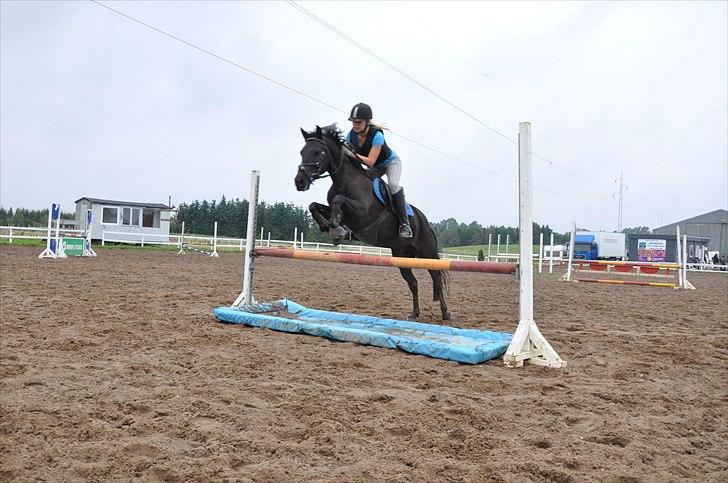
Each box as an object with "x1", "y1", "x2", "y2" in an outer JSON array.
[
  {"x1": 315, "y1": 125, "x2": 322, "y2": 136},
  {"x1": 300, "y1": 128, "x2": 310, "y2": 139}
]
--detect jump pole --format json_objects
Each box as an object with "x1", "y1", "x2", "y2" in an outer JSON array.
[
  {"x1": 84, "y1": 209, "x2": 97, "y2": 257},
  {"x1": 210, "y1": 222, "x2": 219, "y2": 258},
  {"x1": 549, "y1": 233, "x2": 555, "y2": 273},
  {"x1": 177, "y1": 221, "x2": 185, "y2": 254},
  {"x1": 233, "y1": 170, "x2": 260, "y2": 307},
  {"x1": 39, "y1": 203, "x2": 67, "y2": 259},
  {"x1": 503, "y1": 122, "x2": 565, "y2": 368},
  {"x1": 538, "y1": 232, "x2": 544, "y2": 274}
]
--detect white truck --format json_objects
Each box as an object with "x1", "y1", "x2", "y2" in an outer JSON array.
[{"x1": 580, "y1": 231, "x2": 626, "y2": 260}]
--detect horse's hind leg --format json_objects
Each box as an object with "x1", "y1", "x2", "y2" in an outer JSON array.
[
  {"x1": 428, "y1": 270, "x2": 451, "y2": 321},
  {"x1": 398, "y1": 267, "x2": 420, "y2": 320}
]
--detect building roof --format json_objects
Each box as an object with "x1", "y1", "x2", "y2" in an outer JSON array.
[
  {"x1": 74, "y1": 197, "x2": 173, "y2": 210},
  {"x1": 654, "y1": 209, "x2": 728, "y2": 230}
]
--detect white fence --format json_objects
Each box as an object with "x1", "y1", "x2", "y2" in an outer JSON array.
[{"x1": 0, "y1": 225, "x2": 476, "y2": 261}]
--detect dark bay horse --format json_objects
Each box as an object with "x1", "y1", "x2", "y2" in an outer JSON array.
[{"x1": 294, "y1": 124, "x2": 450, "y2": 321}]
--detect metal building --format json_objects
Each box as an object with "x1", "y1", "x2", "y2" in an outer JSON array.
[{"x1": 652, "y1": 209, "x2": 727, "y2": 257}]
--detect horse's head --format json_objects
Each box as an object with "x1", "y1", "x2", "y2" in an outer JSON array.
[{"x1": 295, "y1": 125, "x2": 339, "y2": 191}]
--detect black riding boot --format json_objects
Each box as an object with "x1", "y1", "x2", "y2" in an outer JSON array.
[{"x1": 392, "y1": 189, "x2": 413, "y2": 238}]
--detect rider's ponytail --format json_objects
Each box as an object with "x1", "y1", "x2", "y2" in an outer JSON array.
[{"x1": 369, "y1": 121, "x2": 390, "y2": 131}]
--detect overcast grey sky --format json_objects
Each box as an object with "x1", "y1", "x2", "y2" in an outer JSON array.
[{"x1": 1, "y1": 1, "x2": 726, "y2": 233}]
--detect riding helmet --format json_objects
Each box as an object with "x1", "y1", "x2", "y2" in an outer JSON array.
[{"x1": 348, "y1": 103, "x2": 373, "y2": 121}]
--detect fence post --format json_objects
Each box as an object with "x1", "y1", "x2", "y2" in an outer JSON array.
[
  {"x1": 141, "y1": 235, "x2": 144, "y2": 247},
  {"x1": 506, "y1": 234, "x2": 510, "y2": 255},
  {"x1": 102, "y1": 226, "x2": 105, "y2": 246},
  {"x1": 487, "y1": 233, "x2": 492, "y2": 261},
  {"x1": 496, "y1": 234, "x2": 501, "y2": 262},
  {"x1": 9, "y1": 226, "x2": 12, "y2": 244}
]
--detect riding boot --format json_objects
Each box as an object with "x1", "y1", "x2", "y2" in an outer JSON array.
[{"x1": 392, "y1": 189, "x2": 413, "y2": 238}]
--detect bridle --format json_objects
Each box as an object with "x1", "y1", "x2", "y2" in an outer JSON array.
[{"x1": 297, "y1": 137, "x2": 345, "y2": 183}]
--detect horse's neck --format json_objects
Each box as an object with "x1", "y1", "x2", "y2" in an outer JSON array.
[{"x1": 330, "y1": 154, "x2": 364, "y2": 191}]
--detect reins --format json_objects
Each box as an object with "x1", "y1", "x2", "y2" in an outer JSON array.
[{"x1": 298, "y1": 136, "x2": 347, "y2": 182}]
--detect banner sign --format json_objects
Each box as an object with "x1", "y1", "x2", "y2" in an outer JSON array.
[
  {"x1": 638, "y1": 239, "x2": 667, "y2": 262},
  {"x1": 62, "y1": 237, "x2": 85, "y2": 257}
]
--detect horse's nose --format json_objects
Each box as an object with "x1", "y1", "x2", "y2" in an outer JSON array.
[{"x1": 295, "y1": 172, "x2": 309, "y2": 191}]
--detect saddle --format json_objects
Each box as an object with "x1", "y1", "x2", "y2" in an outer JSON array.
[{"x1": 372, "y1": 178, "x2": 414, "y2": 217}]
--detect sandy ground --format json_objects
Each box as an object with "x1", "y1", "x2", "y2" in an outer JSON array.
[{"x1": 1, "y1": 245, "x2": 727, "y2": 481}]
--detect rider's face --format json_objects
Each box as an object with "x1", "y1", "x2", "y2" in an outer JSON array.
[{"x1": 351, "y1": 119, "x2": 367, "y2": 133}]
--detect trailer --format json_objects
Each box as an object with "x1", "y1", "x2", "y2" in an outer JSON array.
[{"x1": 571, "y1": 232, "x2": 626, "y2": 260}]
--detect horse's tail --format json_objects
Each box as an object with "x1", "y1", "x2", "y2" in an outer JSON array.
[{"x1": 427, "y1": 222, "x2": 450, "y2": 300}]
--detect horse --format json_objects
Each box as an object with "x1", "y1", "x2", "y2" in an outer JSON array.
[{"x1": 294, "y1": 124, "x2": 451, "y2": 321}]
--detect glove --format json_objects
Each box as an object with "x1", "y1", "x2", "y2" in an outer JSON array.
[{"x1": 343, "y1": 141, "x2": 355, "y2": 152}]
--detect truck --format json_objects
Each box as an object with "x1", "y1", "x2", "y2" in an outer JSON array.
[{"x1": 572, "y1": 232, "x2": 626, "y2": 260}]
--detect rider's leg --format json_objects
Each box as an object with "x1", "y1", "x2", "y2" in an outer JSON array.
[{"x1": 385, "y1": 158, "x2": 412, "y2": 238}]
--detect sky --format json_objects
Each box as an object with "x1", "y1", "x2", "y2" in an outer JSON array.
[{"x1": 1, "y1": 0, "x2": 726, "y2": 233}]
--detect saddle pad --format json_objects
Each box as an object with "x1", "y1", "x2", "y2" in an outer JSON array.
[
  {"x1": 214, "y1": 299, "x2": 512, "y2": 364},
  {"x1": 373, "y1": 178, "x2": 414, "y2": 217}
]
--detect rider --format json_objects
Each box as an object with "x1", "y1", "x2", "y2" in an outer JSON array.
[{"x1": 345, "y1": 102, "x2": 413, "y2": 238}]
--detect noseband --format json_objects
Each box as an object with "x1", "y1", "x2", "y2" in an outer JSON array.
[{"x1": 298, "y1": 137, "x2": 344, "y2": 182}]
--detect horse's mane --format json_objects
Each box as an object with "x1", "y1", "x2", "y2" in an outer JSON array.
[
  {"x1": 318, "y1": 124, "x2": 369, "y2": 175},
  {"x1": 319, "y1": 123, "x2": 344, "y2": 145}
]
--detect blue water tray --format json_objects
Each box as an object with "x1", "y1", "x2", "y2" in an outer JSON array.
[{"x1": 213, "y1": 299, "x2": 512, "y2": 364}]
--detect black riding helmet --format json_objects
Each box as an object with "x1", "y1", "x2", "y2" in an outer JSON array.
[{"x1": 348, "y1": 103, "x2": 373, "y2": 121}]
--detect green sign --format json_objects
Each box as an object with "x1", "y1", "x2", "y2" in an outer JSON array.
[{"x1": 62, "y1": 237, "x2": 85, "y2": 256}]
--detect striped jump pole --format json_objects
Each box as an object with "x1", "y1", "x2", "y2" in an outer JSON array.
[{"x1": 252, "y1": 247, "x2": 516, "y2": 274}]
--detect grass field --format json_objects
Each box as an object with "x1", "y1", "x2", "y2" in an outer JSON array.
[{"x1": 442, "y1": 244, "x2": 539, "y2": 257}]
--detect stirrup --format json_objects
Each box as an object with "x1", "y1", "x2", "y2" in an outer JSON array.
[{"x1": 399, "y1": 222, "x2": 413, "y2": 238}]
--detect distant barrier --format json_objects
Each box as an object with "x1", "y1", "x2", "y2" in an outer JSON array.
[
  {"x1": 38, "y1": 205, "x2": 96, "y2": 259},
  {"x1": 561, "y1": 225, "x2": 694, "y2": 289}
]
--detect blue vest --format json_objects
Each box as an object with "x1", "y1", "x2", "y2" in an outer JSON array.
[{"x1": 349, "y1": 127, "x2": 393, "y2": 166}]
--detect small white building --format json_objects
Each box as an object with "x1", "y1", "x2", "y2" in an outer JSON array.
[{"x1": 74, "y1": 197, "x2": 173, "y2": 242}]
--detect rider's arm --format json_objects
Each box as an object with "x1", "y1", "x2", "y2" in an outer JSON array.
[
  {"x1": 355, "y1": 131, "x2": 385, "y2": 167},
  {"x1": 357, "y1": 145, "x2": 381, "y2": 167}
]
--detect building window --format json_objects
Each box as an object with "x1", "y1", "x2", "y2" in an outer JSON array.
[
  {"x1": 142, "y1": 208, "x2": 158, "y2": 228},
  {"x1": 102, "y1": 207, "x2": 118, "y2": 224},
  {"x1": 121, "y1": 207, "x2": 132, "y2": 226},
  {"x1": 132, "y1": 208, "x2": 140, "y2": 226}
]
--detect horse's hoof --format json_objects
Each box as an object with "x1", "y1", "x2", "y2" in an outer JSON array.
[
  {"x1": 442, "y1": 312, "x2": 452, "y2": 321},
  {"x1": 329, "y1": 226, "x2": 348, "y2": 240},
  {"x1": 407, "y1": 313, "x2": 419, "y2": 321}
]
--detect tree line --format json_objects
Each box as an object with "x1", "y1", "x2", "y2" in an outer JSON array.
[
  {"x1": 0, "y1": 207, "x2": 73, "y2": 227},
  {"x1": 1, "y1": 200, "x2": 651, "y2": 248}
]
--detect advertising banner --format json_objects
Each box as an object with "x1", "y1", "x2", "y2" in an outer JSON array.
[
  {"x1": 62, "y1": 237, "x2": 85, "y2": 257},
  {"x1": 638, "y1": 239, "x2": 667, "y2": 262}
]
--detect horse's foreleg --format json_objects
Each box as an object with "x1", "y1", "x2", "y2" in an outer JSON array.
[
  {"x1": 329, "y1": 194, "x2": 348, "y2": 228},
  {"x1": 429, "y1": 270, "x2": 451, "y2": 321},
  {"x1": 309, "y1": 202, "x2": 332, "y2": 232},
  {"x1": 328, "y1": 194, "x2": 359, "y2": 244},
  {"x1": 398, "y1": 268, "x2": 420, "y2": 320}
]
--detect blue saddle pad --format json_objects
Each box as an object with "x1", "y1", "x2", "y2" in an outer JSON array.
[{"x1": 373, "y1": 178, "x2": 414, "y2": 217}]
